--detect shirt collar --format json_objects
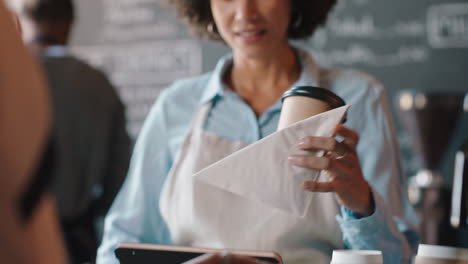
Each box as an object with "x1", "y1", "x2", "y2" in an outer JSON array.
[
  {"x1": 198, "y1": 47, "x2": 321, "y2": 106},
  {"x1": 199, "y1": 53, "x2": 233, "y2": 105}
]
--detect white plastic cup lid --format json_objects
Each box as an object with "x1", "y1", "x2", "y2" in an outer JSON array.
[
  {"x1": 417, "y1": 244, "x2": 468, "y2": 260},
  {"x1": 331, "y1": 250, "x2": 383, "y2": 264}
]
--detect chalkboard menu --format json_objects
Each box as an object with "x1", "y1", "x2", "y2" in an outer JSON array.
[
  {"x1": 71, "y1": 0, "x2": 468, "y2": 167},
  {"x1": 308, "y1": 0, "x2": 467, "y2": 93},
  {"x1": 71, "y1": 0, "x2": 202, "y2": 138}
]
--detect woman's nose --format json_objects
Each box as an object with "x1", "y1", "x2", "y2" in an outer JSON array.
[{"x1": 234, "y1": 0, "x2": 260, "y2": 22}]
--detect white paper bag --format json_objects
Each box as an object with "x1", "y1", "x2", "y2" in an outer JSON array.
[{"x1": 193, "y1": 105, "x2": 350, "y2": 217}]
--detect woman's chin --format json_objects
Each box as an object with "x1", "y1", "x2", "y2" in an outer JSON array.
[{"x1": 236, "y1": 50, "x2": 271, "y2": 61}]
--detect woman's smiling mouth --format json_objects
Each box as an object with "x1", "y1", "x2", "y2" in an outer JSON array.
[{"x1": 235, "y1": 29, "x2": 267, "y2": 43}]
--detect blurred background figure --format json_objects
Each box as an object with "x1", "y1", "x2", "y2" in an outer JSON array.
[
  {"x1": 12, "y1": 0, "x2": 132, "y2": 263},
  {"x1": 0, "y1": 1, "x2": 67, "y2": 263}
]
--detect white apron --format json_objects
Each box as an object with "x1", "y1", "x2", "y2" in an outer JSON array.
[{"x1": 160, "y1": 102, "x2": 344, "y2": 264}]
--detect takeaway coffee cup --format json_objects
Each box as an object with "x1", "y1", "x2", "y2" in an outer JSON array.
[
  {"x1": 277, "y1": 86, "x2": 346, "y2": 130},
  {"x1": 414, "y1": 244, "x2": 468, "y2": 264},
  {"x1": 330, "y1": 250, "x2": 383, "y2": 264}
]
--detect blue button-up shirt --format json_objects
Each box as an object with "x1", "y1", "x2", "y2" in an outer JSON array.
[{"x1": 97, "y1": 48, "x2": 419, "y2": 264}]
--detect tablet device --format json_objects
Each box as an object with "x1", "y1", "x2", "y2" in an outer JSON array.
[{"x1": 115, "y1": 243, "x2": 283, "y2": 264}]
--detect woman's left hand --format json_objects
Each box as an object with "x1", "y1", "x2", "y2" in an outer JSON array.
[{"x1": 288, "y1": 124, "x2": 374, "y2": 217}]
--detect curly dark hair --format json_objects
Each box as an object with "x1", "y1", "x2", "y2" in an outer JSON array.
[{"x1": 168, "y1": 0, "x2": 337, "y2": 41}]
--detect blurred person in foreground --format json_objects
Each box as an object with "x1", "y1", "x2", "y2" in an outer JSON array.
[
  {"x1": 98, "y1": 0, "x2": 419, "y2": 264},
  {"x1": 0, "y1": 2, "x2": 67, "y2": 263},
  {"x1": 15, "y1": 0, "x2": 132, "y2": 262}
]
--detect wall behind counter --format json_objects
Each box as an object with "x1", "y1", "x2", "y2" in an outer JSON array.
[{"x1": 70, "y1": 0, "x2": 468, "y2": 182}]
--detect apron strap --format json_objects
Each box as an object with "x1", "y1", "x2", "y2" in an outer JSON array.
[{"x1": 190, "y1": 102, "x2": 212, "y2": 139}]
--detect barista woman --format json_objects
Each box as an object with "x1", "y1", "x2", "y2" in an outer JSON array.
[{"x1": 97, "y1": 0, "x2": 419, "y2": 263}]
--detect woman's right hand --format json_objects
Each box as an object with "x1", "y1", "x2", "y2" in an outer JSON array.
[{"x1": 182, "y1": 252, "x2": 269, "y2": 264}]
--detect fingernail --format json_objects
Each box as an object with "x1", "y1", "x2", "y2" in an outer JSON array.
[
  {"x1": 288, "y1": 155, "x2": 302, "y2": 164},
  {"x1": 297, "y1": 138, "x2": 308, "y2": 147}
]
